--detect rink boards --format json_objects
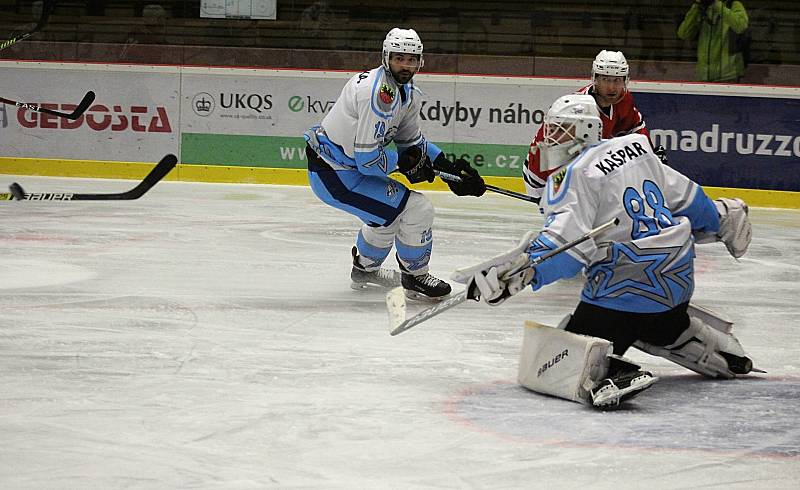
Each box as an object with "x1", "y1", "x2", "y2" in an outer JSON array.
[{"x1": 0, "y1": 60, "x2": 798, "y2": 207}]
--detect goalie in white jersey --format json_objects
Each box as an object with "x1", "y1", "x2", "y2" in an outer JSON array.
[
  {"x1": 460, "y1": 94, "x2": 756, "y2": 408},
  {"x1": 304, "y1": 28, "x2": 485, "y2": 301}
]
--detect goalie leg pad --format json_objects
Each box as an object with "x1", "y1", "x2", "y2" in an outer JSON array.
[
  {"x1": 634, "y1": 310, "x2": 751, "y2": 379},
  {"x1": 518, "y1": 319, "x2": 613, "y2": 404},
  {"x1": 686, "y1": 303, "x2": 733, "y2": 334}
]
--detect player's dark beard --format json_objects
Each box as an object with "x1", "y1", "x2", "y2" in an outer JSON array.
[{"x1": 392, "y1": 68, "x2": 413, "y2": 85}]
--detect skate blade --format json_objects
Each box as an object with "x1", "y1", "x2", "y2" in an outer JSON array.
[
  {"x1": 350, "y1": 281, "x2": 399, "y2": 291},
  {"x1": 592, "y1": 375, "x2": 659, "y2": 408},
  {"x1": 403, "y1": 289, "x2": 451, "y2": 303}
]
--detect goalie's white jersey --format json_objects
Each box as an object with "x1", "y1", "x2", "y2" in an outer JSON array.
[
  {"x1": 310, "y1": 66, "x2": 437, "y2": 177},
  {"x1": 530, "y1": 133, "x2": 721, "y2": 313}
]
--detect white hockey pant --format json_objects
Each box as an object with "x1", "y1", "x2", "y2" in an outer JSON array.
[
  {"x1": 358, "y1": 191, "x2": 434, "y2": 274},
  {"x1": 634, "y1": 304, "x2": 748, "y2": 379}
]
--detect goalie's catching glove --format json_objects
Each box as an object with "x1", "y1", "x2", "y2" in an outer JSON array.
[
  {"x1": 694, "y1": 197, "x2": 752, "y2": 258},
  {"x1": 433, "y1": 154, "x2": 486, "y2": 197},
  {"x1": 398, "y1": 146, "x2": 434, "y2": 184},
  {"x1": 715, "y1": 198, "x2": 752, "y2": 258}
]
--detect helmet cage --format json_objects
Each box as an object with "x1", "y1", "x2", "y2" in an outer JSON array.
[{"x1": 537, "y1": 95, "x2": 602, "y2": 172}]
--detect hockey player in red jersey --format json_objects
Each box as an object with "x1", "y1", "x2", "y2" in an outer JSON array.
[{"x1": 522, "y1": 50, "x2": 660, "y2": 202}]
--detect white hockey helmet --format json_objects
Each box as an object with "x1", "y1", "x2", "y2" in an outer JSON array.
[
  {"x1": 538, "y1": 94, "x2": 603, "y2": 172},
  {"x1": 592, "y1": 50, "x2": 629, "y2": 84},
  {"x1": 382, "y1": 28, "x2": 424, "y2": 72}
]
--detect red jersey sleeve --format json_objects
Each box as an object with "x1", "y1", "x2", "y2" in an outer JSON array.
[{"x1": 522, "y1": 124, "x2": 554, "y2": 199}]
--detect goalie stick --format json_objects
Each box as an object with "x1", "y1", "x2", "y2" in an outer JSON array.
[
  {"x1": 0, "y1": 90, "x2": 96, "y2": 121},
  {"x1": 0, "y1": 0, "x2": 56, "y2": 51},
  {"x1": 387, "y1": 218, "x2": 619, "y2": 336},
  {"x1": 435, "y1": 170, "x2": 539, "y2": 204},
  {"x1": 1, "y1": 154, "x2": 177, "y2": 201}
]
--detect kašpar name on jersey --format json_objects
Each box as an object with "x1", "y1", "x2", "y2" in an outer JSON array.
[{"x1": 594, "y1": 140, "x2": 650, "y2": 175}]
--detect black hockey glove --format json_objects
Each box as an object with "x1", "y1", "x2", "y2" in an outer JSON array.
[
  {"x1": 654, "y1": 145, "x2": 669, "y2": 165},
  {"x1": 397, "y1": 146, "x2": 435, "y2": 184},
  {"x1": 433, "y1": 154, "x2": 486, "y2": 197}
]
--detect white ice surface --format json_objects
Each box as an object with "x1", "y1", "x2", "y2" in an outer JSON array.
[{"x1": 1, "y1": 175, "x2": 798, "y2": 489}]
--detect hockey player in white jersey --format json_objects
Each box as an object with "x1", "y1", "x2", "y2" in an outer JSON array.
[
  {"x1": 304, "y1": 28, "x2": 485, "y2": 301},
  {"x1": 459, "y1": 94, "x2": 755, "y2": 408}
]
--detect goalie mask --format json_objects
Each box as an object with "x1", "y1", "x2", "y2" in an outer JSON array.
[
  {"x1": 382, "y1": 28, "x2": 424, "y2": 84},
  {"x1": 537, "y1": 94, "x2": 602, "y2": 172}
]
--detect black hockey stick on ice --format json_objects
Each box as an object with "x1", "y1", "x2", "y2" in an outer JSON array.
[
  {"x1": 387, "y1": 218, "x2": 619, "y2": 336},
  {"x1": 1, "y1": 154, "x2": 177, "y2": 201},
  {"x1": 435, "y1": 170, "x2": 540, "y2": 204},
  {"x1": 0, "y1": 90, "x2": 96, "y2": 121},
  {"x1": 0, "y1": 0, "x2": 57, "y2": 51}
]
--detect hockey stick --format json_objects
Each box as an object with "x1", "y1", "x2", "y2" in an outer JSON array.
[
  {"x1": 0, "y1": 90, "x2": 96, "y2": 121},
  {"x1": 0, "y1": 0, "x2": 57, "y2": 51},
  {"x1": 387, "y1": 218, "x2": 619, "y2": 336},
  {"x1": 435, "y1": 170, "x2": 540, "y2": 204},
  {"x1": 1, "y1": 154, "x2": 178, "y2": 201}
]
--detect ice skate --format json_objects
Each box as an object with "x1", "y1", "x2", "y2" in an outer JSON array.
[
  {"x1": 591, "y1": 370, "x2": 658, "y2": 409},
  {"x1": 720, "y1": 352, "x2": 755, "y2": 375},
  {"x1": 401, "y1": 271, "x2": 451, "y2": 301},
  {"x1": 350, "y1": 247, "x2": 401, "y2": 290}
]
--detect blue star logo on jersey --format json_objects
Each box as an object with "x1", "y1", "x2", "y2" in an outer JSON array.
[
  {"x1": 585, "y1": 242, "x2": 692, "y2": 307},
  {"x1": 662, "y1": 253, "x2": 694, "y2": 305}
]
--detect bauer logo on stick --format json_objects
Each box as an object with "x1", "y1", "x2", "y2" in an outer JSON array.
[{"x1": 3, "y1": 154, "x2": 177, "y2": 202}]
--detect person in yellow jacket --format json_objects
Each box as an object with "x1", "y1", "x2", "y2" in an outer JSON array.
[{"x1": 678, "y1": 0, "x2": 749, "y2": 82}]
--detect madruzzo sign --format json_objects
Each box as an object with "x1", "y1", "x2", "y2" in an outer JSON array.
[{"x1": 636, "y1": 91, "x2": 800, "y2": 191}]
